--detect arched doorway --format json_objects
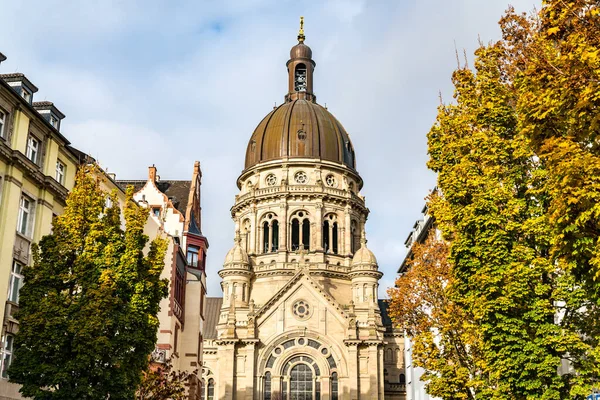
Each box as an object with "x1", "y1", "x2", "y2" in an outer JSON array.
[{"x1": 290, "y1": 363, "x2": 313, "y2": 400}]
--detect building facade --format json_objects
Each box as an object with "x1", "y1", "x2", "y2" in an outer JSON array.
[
  {"x1": 117, "y1": 163, "x2": 209, "y2": 398},
  {"x1": 202, "y1": 25, "x2": 405, "y2": 400},
  {"x1": 398, "y1": 203, "x2": 439, "y2": 400},
  {"x1": 0, "y1": 61, "x2": 83, "y2": 399}
]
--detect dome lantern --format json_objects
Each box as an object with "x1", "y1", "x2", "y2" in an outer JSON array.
[{"x1": 286, "y1": 16, "x2": 316, "y2": 103}]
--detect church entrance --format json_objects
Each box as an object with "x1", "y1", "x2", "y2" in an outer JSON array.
[{"x1": 290, "y1": 363, "x2": 313, "y2": 400}]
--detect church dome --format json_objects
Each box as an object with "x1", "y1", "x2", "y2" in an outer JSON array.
[
  {"x1": 351, "y1": 241, "x2": 378, "y2": 268},
  {"x1": 224, "y1": 234, "x2": 249, "y2": 267},
  {"x1": 244, "y1": 100, "x2": 356, "y2": 170}
]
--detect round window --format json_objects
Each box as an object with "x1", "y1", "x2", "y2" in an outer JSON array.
[
  {"x1": 294, "y1": 171, "x2": 308, "y2": 184},
  {"x1": 292, "y1": 300, "x2": 311, "y2": 320},
  {"x1": 265, "y1": 174, "x2": 277, "y2": 186},
  {"x1": 325, "y1": 174, "x2": 337, "y2": 188}
]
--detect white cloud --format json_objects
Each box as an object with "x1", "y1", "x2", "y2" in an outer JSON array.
[{"x1": 0, "y1": 0, "x2": 541, "y2": 299}]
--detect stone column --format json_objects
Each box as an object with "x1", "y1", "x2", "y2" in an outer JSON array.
[
  {"x1": 368, "y1": 343, "x2": 380, "y2": 399},
  {"x1": 344, "y1": 205, "x2": 352, "y2": 255},
  {"x1": 216, "y1": 341, "x2": 237, "y2": 400},
  {"x1": 378, "y1": 345, "x2": 385, "y2": 400},
  {"x1": 244, "y1": 341, "x2": 258, "y2": 400},
  {"x1": 250, "y1": 205, "x2": 257, "y2": 254},
  {"x1": 346, "y1": 343, "x2": 359, "y2": 400},
  {"x1": 280, "y1": 199, "x2": 288, "y2": 251},
  {"x1": 315, "y1": 202, "x2": 323, "y2": 251}
]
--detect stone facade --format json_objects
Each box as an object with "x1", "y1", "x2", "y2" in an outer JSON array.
[{"x1": 202, "y1": 25, "x2": 405, "y2": 400}]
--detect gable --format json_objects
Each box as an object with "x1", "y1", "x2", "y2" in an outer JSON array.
[{"x1": 255, "y1": 270, "x2": 348, "y2": 337}]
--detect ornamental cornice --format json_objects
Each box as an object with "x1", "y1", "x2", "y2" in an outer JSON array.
[
  {"x1": 215, "y1": 339, "x2": 240, "y2": 346},
  {"x1": 231, "y1": 186, "x2": 368, "y2": 216},
  {"x1": 253, "y1": 270, "x2": 296, "y2": 278},
  {"x1": 0, "y1": 141, "x2": 69, "y2": 205},
  {"x1": 240, "y1": 339, "x2": 261, "y2": 346},
  {"x1": 218, "y1": 268, "x2": 254, "y2": 278},
  {"x1": 348, "y1": 270, "x2": 383, "y2": 279}
]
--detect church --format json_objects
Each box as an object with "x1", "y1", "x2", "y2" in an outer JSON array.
[{"x1": 202, "y1": 21, "x2": 405, "y2": 400}]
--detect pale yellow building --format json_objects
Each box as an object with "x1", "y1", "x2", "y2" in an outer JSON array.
[
  {"x1": 201, "y1": 27, "x2": 405, "y2": 400},
  {"x1": 0, "y1": 63, "x2": 81, "y2": 398}
]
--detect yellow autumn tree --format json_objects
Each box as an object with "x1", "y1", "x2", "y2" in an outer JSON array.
[{"x1": 390, "y1": 2, "x2": 600, "y2": 398}]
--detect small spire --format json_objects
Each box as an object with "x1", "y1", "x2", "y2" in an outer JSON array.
[{"x1": 298, "y1": 16, "x2": 305, "y2": 43}]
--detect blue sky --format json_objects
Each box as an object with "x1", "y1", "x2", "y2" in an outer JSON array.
[{"x1": 0, "y1": 0, "x2": 539, "y2": 297}]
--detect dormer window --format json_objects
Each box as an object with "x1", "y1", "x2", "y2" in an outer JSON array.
[
  {"x1": 21, "y1": 89, "x2": 31, "y2": 103},
  {"x1": 49, "y1": 115, "x2": 59, "y2": 129},
  {"x1": 26, "y1": 136, "x2": 39, "y2": 164},
  {"x1": 152, "y1": 207, "x2": 160, "y2": 217}
]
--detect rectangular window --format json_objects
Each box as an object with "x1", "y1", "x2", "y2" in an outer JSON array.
[
  {"x1": 26, "y1": 136, "x2": 39, "y2": 164},
  {"x1": 22, "y1": 89, "x2": 31, "y2": 103},
  {"x1": 49, "y1": 115, "x2": 58, "y2": 129},
  {"x1": 187, "y1": 245, "x2": 199, "y2": 267},
  {"x1": 17, "y1": 195, "x2": 32, "y2": 236},
  {"x1": 0, "y1": 110, "x2": 5, "y2": 139},
  {"x1": 55, "y1": 160, "x2": 65, "y2": 185},
  {"x1": 1, "y1": 335, "x2": 13, "y2": 378},
  {"x1": 8, "y1": 261, "x2": 23, "y2": 304}
]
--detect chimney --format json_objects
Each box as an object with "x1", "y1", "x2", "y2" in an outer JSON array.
[
  {"x1": 148, "y1": 165, "x2": 157, "y2": 182},
  {"x1": 0, "y1": 53, "x2": 6, "y2": 65}
]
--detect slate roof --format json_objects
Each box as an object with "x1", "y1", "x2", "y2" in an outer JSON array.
[
  {"x1": 378, "y1": 299, "x2": 393, "y2": 327},
  {"x1": 204, "y1": 297, "x2": 223, "y2": 339},
  {"x1": 116, "y1": 179, "x2": 192, "y2": 215},
  {"x1": 0, "y1": 73, "x2": 39, "y2": 92}
]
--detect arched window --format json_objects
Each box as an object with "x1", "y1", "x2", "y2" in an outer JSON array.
[
  {"x1": 386, "y1": 348, "x2": 392, "y2": 362},
  {"x1": 291, "y1": 211, "x2": 310, "y2": 251},
  {"x1": 207, "y1": 378, "x2": 214, "y2": 400},
  {"x1": 395, "y1": 348, "x2": 400, "y2": 363},
  {"x1": 200, "y1": 379, "x2": 205, "y2": 399},
  {"x1": 399, "y1": 373, "x2": 406, "y2": 385},
  {"x1": 302, "y1": 219, "x2": 310, "y2": 250},
  {"x1": 264, "y1": 372, "x2": 271, "y2": 400},
  {"x1": 332, "y1": 222, "x2": 338, "y2": 254},
  {"x1": 290, "y1": 363, "x2": 313, "y2": 398},
  {"x1": 242, "y1": 219, "x2": 251, "y2": 252},
  {"x1": 351, "y1": 220, "x2": 359, "y2": 254},
  {"x1": 263, "y1": 221, "x2": 270, "y2": 253},
  {"x1": 331, "y1": 372, "x2": 338, "y2": 400},
  {"x1": 291, "y1": 219, "x2": 300, "y2": 251},
  {"x1": 323, "y1": 214, "x2": 338, "y2": 254},
  {"x1": 272, "y1": 220, "x2": 279, "y2": 252},
  {"x1": 294, "y1": 63, "x2": 307, "y2": 92},
  {"x1": 323, "y1": 220, "x2": 330, "y2": 252}
]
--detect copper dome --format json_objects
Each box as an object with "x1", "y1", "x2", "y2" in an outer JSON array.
[
  {"x1": 290, "y1": 43, "x2": 312, "y2": 60},
  {"x1": 244, "y1": 99, "x2": 356, "y2": 170}
]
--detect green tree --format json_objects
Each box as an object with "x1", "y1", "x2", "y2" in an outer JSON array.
[
  {"x1": 8, "y1": 166, "x2": 168, "y2": 400},
  {"x1": 398, "y1": 1, "x2": 600, "y2": 398}
]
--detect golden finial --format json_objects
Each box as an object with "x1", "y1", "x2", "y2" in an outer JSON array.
[{"x1": 298, "y1": 16, "x2": 305, "y2": 43}]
